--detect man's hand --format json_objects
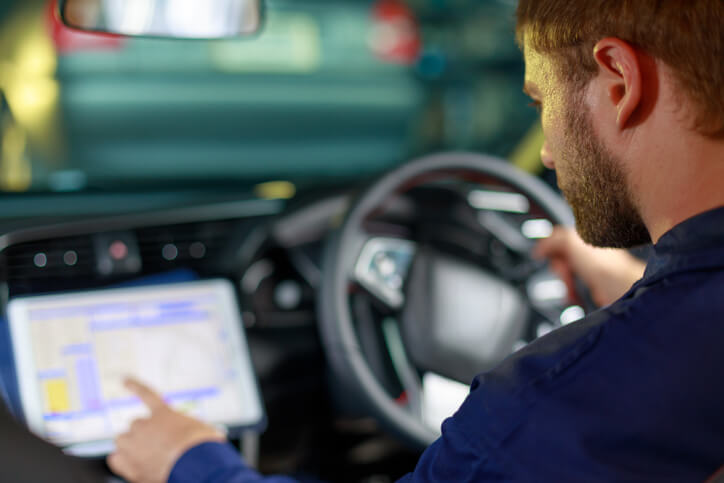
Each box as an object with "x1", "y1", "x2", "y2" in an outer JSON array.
[
  {"x1": 107, "y1": 378, "x2": 227, "y2": 483},
  {"x1": 534, "y1": 227, "x2": 646, "y2": 307}
]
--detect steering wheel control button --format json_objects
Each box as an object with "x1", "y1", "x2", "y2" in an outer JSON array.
[
  {"x1": 354, "y1": 237, "x2": 416, "y2": 309},
  {"x1": 375, "y1": 253, "x2": 397, "y2": 277},
  {"x1": 527, "y1": 271, "x2": 568, "y2": 306},
  {"x1": 560, "y1": 305, "x2": 586, "y2": 325}
]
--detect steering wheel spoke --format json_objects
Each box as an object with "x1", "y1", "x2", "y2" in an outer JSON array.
[
  {"x1": 353, "y1": 236, "x2": 417, "y2": 310},
  {"x1": 379, "y1": 317, "x2": 423, "y2": 417}
]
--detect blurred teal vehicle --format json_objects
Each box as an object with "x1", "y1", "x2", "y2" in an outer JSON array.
[{"x1": 1, "y1": 0, "x2": 538, "y2": 196}]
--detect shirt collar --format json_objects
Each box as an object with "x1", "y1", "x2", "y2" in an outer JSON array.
[{"x1": 640, "y1": 205, "x2": 724, "y2": 285}]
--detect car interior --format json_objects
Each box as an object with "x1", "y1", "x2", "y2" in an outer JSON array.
[{"x1": 0, "y1": 0, "x2": 594, "y2": 481}]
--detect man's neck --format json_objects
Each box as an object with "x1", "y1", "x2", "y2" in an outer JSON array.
[{"x1": 638, "y1": 134, "x2": 724, "y2": 243}]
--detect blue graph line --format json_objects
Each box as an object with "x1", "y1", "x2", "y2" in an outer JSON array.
[
  {"x1": 37, "y1": 368, "x2": 67, "y2": 380},
  {"x1": 61, "y1": 343, "x2": 93, "y2": 356},
  {"x1": 89, "y1": 310, "x2": 210, "y2": 332}
]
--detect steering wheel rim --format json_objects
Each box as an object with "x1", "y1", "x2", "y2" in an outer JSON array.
[{"x1": 318, "y1": 152, "x2": 574, "y2": 448}]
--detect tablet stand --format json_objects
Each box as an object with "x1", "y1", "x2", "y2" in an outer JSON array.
[{"x1": 241, "y1": 429, "x2": 260, "y2": 469}]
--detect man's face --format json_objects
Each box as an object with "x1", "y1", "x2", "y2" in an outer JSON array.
[{"x1": 523, "y1": 43, "x2": 651, "y2": 248}]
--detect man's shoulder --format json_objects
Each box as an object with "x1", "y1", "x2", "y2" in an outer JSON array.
[
  {"x1": 446, "y1": 269, "x2": 724, "y2": 480},
  {"x1": 467, "y1": 265, "x2": 724, "y2": 417},
  {"x1": 451, "y1": 306, "x2": 611, "y2": 447},
  {"x1": 620, "y1": 264, "x2": 724, "y2": 332}
]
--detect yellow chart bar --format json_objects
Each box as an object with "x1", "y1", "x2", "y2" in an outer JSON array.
[{"x1": 44, "y1": 379, "x2": 70, "y2": 413}]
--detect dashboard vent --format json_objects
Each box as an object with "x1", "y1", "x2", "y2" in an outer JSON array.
[
  {"x1": 2, "y1": 235, "x2": 95, "y2": 283},
  {"x1": 135, "y1": 219, "x2": 242, "y2": 272},
  {"x1": 1, "y1": 217, "x2": 251, "y2": 293}
]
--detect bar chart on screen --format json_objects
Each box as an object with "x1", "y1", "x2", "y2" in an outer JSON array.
[{"x1": 24, "y1": 289, "x2": 246, "y2": 444}]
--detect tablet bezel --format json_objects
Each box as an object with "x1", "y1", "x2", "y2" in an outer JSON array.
[{"x1": 8, "y1": 278, "x2": 266, "y2": 454}]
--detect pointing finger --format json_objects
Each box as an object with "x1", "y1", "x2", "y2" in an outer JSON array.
[{"x1": 124, "y1": 377, "x2": 166, "y2": 412}]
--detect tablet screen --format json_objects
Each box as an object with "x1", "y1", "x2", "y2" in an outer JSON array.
[{"x1": 8, "y1": 279, "x2": 264, "y2": 454}]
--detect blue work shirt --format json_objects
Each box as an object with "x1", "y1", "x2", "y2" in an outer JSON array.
[{"x1": 170, "y1": 206, "x2": 724, "y2": 483}]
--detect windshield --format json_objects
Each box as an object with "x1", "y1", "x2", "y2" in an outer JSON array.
[{"x1": 0, "y1": 0, "x2": 537, "y2": 193}]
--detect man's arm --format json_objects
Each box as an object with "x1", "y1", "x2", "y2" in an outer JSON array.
[
  {"x1": 534, "y1": 226, "x2": 646, "y2": 307},
  {"x1": 168, "y1": 441, "x2": 298, "y2": 483},
  {"x1": 113, "y1": 376, "x2": 506, "y2": 483},
  {"x1": 109, "y1": 378, "x2": 297, "y2": 483},
  {"x1": 395, "y1": 416, "x2": 506, "y2": 482}
]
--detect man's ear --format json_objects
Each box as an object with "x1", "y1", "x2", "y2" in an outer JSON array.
[{"x1": 592, "y1": 38, "x2": 643, "y2": 130}]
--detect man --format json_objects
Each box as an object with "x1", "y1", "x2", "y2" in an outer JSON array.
[{"x1": 109, "y1": 0, "x2": 724, "y2": 481}]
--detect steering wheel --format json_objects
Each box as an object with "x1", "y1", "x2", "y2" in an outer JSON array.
[{"x1": 318, "y1": 152, "x2": 578, "y2": 449}]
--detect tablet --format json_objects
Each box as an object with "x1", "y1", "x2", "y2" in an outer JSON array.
[{"x1": 8, "y1": 279, "x2": 265, "y2": 456}]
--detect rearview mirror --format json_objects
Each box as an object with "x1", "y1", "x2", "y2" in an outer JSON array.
[{"x1": 58, "y1": 0, "x2": 263, "y2": 39}]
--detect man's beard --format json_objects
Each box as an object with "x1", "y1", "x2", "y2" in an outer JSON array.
[{"x1": 558, "y1": 98, "x2": 651, "y2": 248}]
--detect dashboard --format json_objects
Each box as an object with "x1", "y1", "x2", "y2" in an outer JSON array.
[
  {"x1": 0, "y1": 191, "x2": 351, "y2": 474},
  {"x1": 0, "y1": 180, "x2": 580, "y2": 480}
]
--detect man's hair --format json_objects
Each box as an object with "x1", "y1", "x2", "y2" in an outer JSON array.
[{"x1": 516, "y1": 0, "x2": 724, "y2": 138}]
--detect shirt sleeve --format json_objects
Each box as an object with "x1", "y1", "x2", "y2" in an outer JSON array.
[
  {"x1": 395, "y1": 417, "x2": 506, "y2": 482},
  {"x1": 168, "y1": 441, "x2": 300, "y2": 483}
]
